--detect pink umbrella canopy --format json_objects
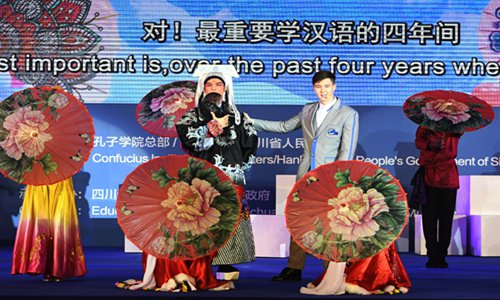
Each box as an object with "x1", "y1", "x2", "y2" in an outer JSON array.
[
  {"x1": 0, "y1": 86, "x2": 94, "y2": 185},
  {"x1": 136, "y1": 81, "x2": 197, "y2": 137},
  {"x1": 286, "y1": 160, "x2": 408, "y2": 262},
  {"x1": 403, "y1": 90, "x2": 494, "y2": 134},
  {"x1": 116, "y1": 155, "x2": 241, "y2": 260}
]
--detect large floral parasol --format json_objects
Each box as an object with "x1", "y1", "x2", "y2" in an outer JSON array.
[
  {"x1": 0, "y1": 86, "x2": 94, "y2": 185},
  {"x1": 136, "y1": 81, "x2": 197, "y2": 137},
  {"x1": 116, "y1": 155, "x2": 241, "y2": 260},
  {"x1": 286, "y1": 160, "x2": 408, "y2": 262},
  {"x1": 403, "y1": 90, "x2": 494, "y2": 134}
]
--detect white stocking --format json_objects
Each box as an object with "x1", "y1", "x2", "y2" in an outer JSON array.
[
  {"x1": 129, "y1": 254, "x2": 157, "y2": 290},
  {"x1": 300, "y1": 261, "x2": 346, "y2": 295}
]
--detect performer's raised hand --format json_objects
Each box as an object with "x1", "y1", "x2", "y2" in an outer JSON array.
[
  {"x1": 211, "y1": 112, "x2": 229, "y2": 128},
  {"x1": 243, "y1": 112, "x2": 254, "y2": 124}
]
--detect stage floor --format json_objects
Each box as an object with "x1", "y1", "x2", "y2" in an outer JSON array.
[{"x1": 1, "y1": 247, "x2": 500, "y2": 299}]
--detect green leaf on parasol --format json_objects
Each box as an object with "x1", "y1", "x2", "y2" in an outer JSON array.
[
  {"x1": 151, "y1": 167, "x2": 174, "y2": 188},
  {"x1": 377, "y1": 183, "x2": 400, "y2": 197},
  {"x1": 163, "y1": 115, "x2": 175, "y2": 129},
  {"x1": 334, "y1": 169, "x2": 351, "y2": 187},
  {"x1": 188, "y1": 157, "x2": 205, "y2": 177},
  {"x1": 38, "y1": 153, "x2": 58, "y2": 175},
  {"x1": 375, "y1": 212, "x2": 399, "y2": 231},
  {"x1": 389, "y1": 201, "x2": 408, "y2": 224},
  {"x1": 197, "y1": 167, "x2": 219, "y2": 186},
  {"x1": 178, "y1": 167, "x2": 192, "y2": 183},
  {"x1": 357, "y1": 175, "x2": 373, "y2": 191},
  {"x1": 216, "y1": 180, "x2": 237, "y2": 200}
]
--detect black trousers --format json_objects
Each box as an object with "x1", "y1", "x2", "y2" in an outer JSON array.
[{"x1": 421, "y1": 186, "x2": 457, "y2": 261}]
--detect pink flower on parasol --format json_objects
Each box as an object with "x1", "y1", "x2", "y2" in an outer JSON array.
[
  {"x1": 136, "y1": 81, "x2": 197, "y2": 137},
  {"x1": 161, "y1": 178, "x2": 222, "y2": 235},
  {"x1": 421, "y1": 98, "x2": 471, "y2": 124},
  {"x1": 0, "y1": 107, "x2": 52, "y2": 160},
  {"x1": 327, "y1": 187, "x2": 389, "y2": 241},
  {"x1": 150, "y1": 87, "x2": 195, "y2": 115},
  {"x1": 403, "y1": 90, "x2": 495, "y2": 134}
]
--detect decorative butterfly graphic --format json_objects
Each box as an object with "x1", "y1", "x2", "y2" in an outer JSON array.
[
  {"x1": 126, "y1": 185, "x2": 139, "y2": 196},
  {"x1": 121, "y1": 203, "x2": 134, "y2": 216},
  {"x1": 70, "y1": 150, "x2": 83, "y2": 161},
  {"x1": 80, "y1": 133, "x2": 91, "y2": 144},
  {"x1": 306, "y1": 176, "x2": 319, "y2": 186},
  {"x1": 292, "y1": 191, "x2": 301, "y2": 202}
]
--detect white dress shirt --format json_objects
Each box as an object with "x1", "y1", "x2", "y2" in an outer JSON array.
[{"x1": 315, "y1": 98, "x2": 337, "y2": 128}]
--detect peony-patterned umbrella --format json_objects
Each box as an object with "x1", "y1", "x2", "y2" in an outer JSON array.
[
  {"x1": 136, "y1": 81, "x2": 197, "y2": 137},
  {"x1": 403, "y1": 90, "x2": 495, "y2": 134},
  {"x1": 286, "y1": 160, "x2": 408, "y2": 262},
  {"x1": 116, "y1": 155, "x2": 241, "y2": 260},
  {"x1": 0, "y1": 86, "x2": 94, "y2": 185}
]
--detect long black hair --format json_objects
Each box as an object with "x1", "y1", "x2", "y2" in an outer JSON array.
[{"x1": 198, "y1": 92, "x2": 232, "y2": 121}]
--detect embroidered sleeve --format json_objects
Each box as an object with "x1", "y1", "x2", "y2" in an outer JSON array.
[
  {"x1": 187, "y1": 126, "x2": 214, "y2": 151},
  {"x1": 176, "y1": 110, "x2": 214, "y2": 152}
]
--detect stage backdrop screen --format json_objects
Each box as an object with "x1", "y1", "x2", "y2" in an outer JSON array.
[
  {"x1": 0, "y1": 0, "x2": 498, "y2": 247},
  {"x1": 0, "y1": 0, "x2": 497, "y2": 106}
]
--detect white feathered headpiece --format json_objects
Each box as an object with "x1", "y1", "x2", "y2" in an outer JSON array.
[{"x1": 193, "y1": 64, "x2": 241, "y2": 124}]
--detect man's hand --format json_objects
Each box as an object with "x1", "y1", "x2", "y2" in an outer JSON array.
[
  {"x1": 211, "y1": 112, "x2": 229, "y2": 128},
  {"x1": 243, "y1": 112, "x2": 254, "y2": 124}
]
